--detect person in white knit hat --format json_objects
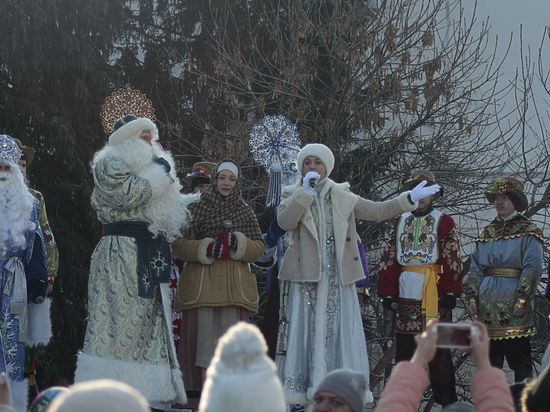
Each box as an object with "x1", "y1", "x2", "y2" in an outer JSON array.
[
  {"x1": 275, "y1": 143, "x2": 440, "y2": 408},
  {"x1": 199, "y1": 322, "x2": 286, "y2": 412}
]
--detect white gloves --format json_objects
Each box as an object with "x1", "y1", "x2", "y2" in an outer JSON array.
[
  {"x1": 302, "y1": 171, "x2": 321, "y2": 195},
  {"x1": 410, "y1": 180, "x2": 441, "y2": 203}
]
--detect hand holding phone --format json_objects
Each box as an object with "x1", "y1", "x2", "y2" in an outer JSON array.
[
  {"x1": 435, "y1": 322, "x2": 479, "y2": 349},
  {"x1": 411, "y1": 319, "x2": 438, "y2": 367},
  {"x1": 467, "y1": 321, "x2": 492, "y2": 371}
]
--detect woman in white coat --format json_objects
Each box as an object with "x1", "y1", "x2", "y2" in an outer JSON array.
[{"x1": 274, "y1": 143, "x2": 440, "y2": 407}]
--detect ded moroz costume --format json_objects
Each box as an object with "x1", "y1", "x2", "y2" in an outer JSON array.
[
  {"x1": 0, "y1": 135, "x2": 49, "y2": 412},
  {"x1": 74, "y1": 89, "x2": 191, "y2": 406},
  {"x1": 464, "y1": 177, "x2": 543, "y2": 383},
  {"x1": 377, "y1": 170, "x2": 462, "y2": 406}
]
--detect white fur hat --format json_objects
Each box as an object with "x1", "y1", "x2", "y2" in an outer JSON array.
[
  {"x1": 199, "y1": 322, "x2": 286, "y2": 412},
  {"x1": 109, "y1": 116, "x2": 159, "y2": 146},
  {"x1": 47, "y1": 379, "x2": 150, "y2": 412},
  {"x1": 297, "y1": 143, "x2": 335, "y2": 176}
]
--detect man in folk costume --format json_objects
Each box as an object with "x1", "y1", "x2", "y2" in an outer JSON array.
[
  {"x1": 377, "y1": 170, "x2": 462, "y2": 406},
  {"x1": 13, "y1": 138, "x2": 59, "y2": 396},
  {"x1": 74, "y1": 89, "x2": 190, "y2": 408},
  {"x1": 184, "y1": 161, "x2": 217, "y2": 195},
  {"x1": 464, "y1": 177, "x2": 543, "y2": 385},
  {"x1": 170, "y1": 160, "x2": 215, "y2": 408},
  {"x1": 0, "y1": 135, "x2": 49, "y2": 412},
  {"x1": 13, "y1": 139, "x2": 59, "y2": 292}
]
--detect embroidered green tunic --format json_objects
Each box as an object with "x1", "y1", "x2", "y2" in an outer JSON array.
[{"x1": 465, "y1": 214, "x2": 544, "y2": 340}]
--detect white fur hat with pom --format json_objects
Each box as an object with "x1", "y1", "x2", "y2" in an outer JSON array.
[{"x1": 199, "y1": 322, "x2": 286, "y2": 412}]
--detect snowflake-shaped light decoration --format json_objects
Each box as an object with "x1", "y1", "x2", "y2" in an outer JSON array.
[
  {"x1": 250, "y1": 115, "x2": 301, "y2": 206},
  {"x1": 150, "y1": 251, "x2": 169, "y2": 278},
  {"x1": 249, "y1": 115, "x2": 301, "y2": 174},
  {"x1": 100, "y1": 88, "x2": 156, "y2": 136}
]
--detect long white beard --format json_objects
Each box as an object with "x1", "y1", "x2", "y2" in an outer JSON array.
[
  {"x1": 93, "y1": 136, "x2": 191, "y2": 241},
  {"x1": 0, "y1": 165, "x2": 35, "y2": 255},
  {"x1": 143, "y1": 142, "x2": 191, "y2": 242},
  {"x1": 144, "y1": 181, "x2": 192, "y2": 242}
]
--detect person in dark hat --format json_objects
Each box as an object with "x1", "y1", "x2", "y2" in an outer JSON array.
[
  {"x1": 13, "y1": 138, "x2": 59, "y2": 292},
  {"x1": 521, "y1": 363, "x2": 550, "y2": 412},
  {"x1": 464, "y1": 177, "x2": 543, "y2": 392},
  {"x1": 13, "y1": 138, "x2": 59, "y2": 404},
  {"x1": 377, "y1": 169, "x2": 462, "y2": 406},
  {"x1": 169, "y1": 160, "x2": 216, "y2": 408},
  {"x1": 185, "y1": 162, "x2": 216, "y2": 194}
]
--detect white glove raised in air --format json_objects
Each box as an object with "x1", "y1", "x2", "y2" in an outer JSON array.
[
  {"x1": 302, "y1": 171, "x2": 321, "y2": 195},
  {"x1": 410, "y1": 180, "x2": 441, "y2": 203}
]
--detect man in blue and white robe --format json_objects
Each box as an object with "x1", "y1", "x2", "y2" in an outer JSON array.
[{"x1": 0, "y1": 135, "x2": 49, "y2": 412}]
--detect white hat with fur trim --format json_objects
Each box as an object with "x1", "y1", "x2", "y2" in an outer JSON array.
[
  {"x1": 297, "y1": 143, "x2": 335, "y2": 177},
  {"x1": 109, "y1": 114, "x2": 159, "y2": 146},
  {"x1": 199, "y1": 322, "x2": 286, "y2": 412}
]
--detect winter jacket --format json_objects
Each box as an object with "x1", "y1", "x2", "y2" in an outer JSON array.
[
  {"x1": 277, "y1": 179, "x2": 415, "y2": 285},
  {"x1": 172, "y1": 231, "x2": 264, "y2": 312},
  {"x1": 375, "y1": 361, "x2": 514, "y2": 412}
]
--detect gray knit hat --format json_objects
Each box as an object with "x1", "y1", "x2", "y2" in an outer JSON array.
[{"x1": 314, "y1": 369, "x2": 366, "y2": 412}]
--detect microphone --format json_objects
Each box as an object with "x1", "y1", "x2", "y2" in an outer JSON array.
[
  {"x1": 309, "y1": 178, "x2": 318, "y2": 188},
  {"x1": 390, "y1": 302, "x2": 399, "y2": 311},
  {"x1": 34, "y1": 296, "x2": 44, "y2": 304}
]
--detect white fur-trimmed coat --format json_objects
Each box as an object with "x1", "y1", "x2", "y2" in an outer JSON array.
[{"x1": 277, "y1": 179, "x2": 416, "y2": 285}]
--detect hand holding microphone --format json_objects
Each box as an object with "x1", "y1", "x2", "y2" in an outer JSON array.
[{"x1": 302, "y1": 171, "x2": 321, "y2": 195}]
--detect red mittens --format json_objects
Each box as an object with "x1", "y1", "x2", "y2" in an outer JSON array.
[
  {"x1": 206, "y1": 232, "x2": 238, "y2": 260},
  {"x1": 221, "y1": 232, "x2": 238, "y2": 250},
  {"x1": 206, "y1": 232, "x2": 232, "y2": 260}
]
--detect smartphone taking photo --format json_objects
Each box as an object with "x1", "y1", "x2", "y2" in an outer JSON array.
[{"x1": 435, "y1": 322, "x2": 478, "y2": 349}]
